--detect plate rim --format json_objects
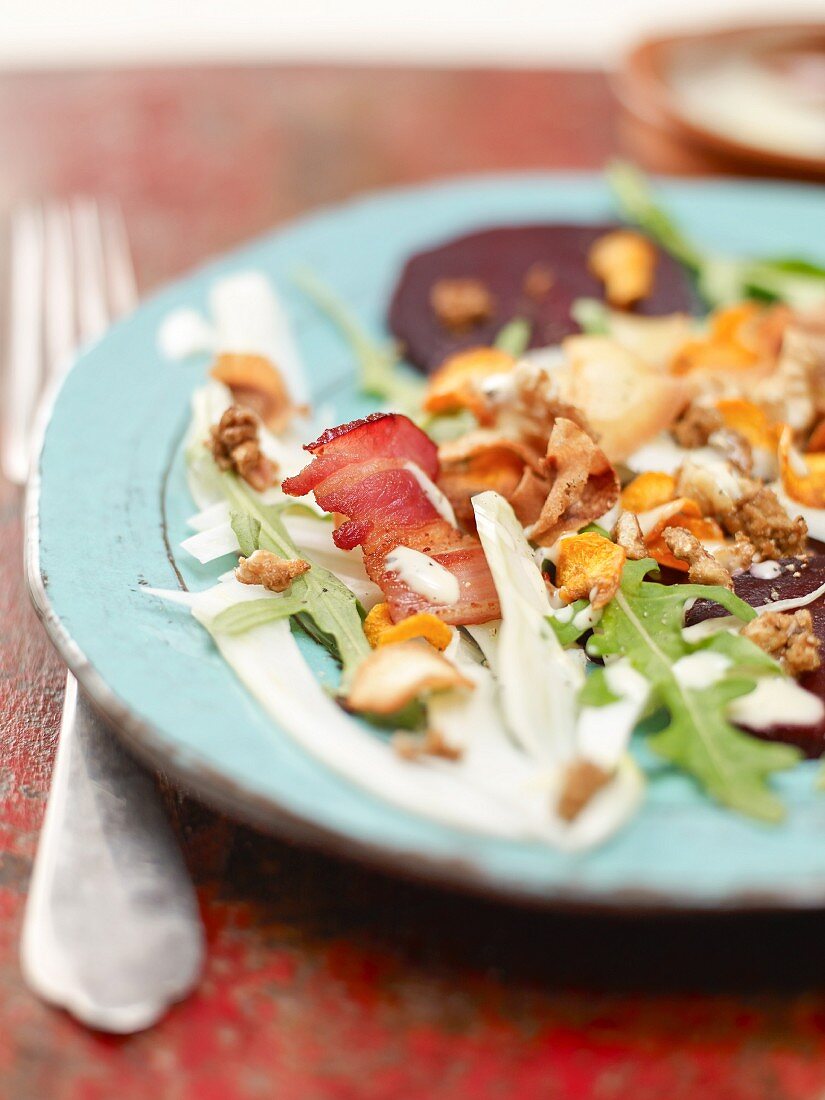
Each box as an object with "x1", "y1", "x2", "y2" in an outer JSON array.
[{"x1": 26, "y1": 169, "x2": 825, "y2": 916}]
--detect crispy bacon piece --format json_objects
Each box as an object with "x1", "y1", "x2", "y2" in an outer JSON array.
[
  {"x1": 283, "y1": 414, "x2": 500, "y2": 625},
  {"x1": 282, "y1": 412, "x2": 438, "y2": 497}
]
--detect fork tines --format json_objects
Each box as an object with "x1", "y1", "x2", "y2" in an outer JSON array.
[{"x1": 2, "y1": 198, "x2": 137, "y2": 485}]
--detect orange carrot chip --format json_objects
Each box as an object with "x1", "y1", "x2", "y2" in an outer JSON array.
[
  {"x1": 556, "y1": 532, "x2": 627, "y2": 608},
  {"x1": 422, "y1": 347, "x2": 515, "y2": 423},
  {"x1": 620, "y1": 471, "x2": 676, "y2": 514},
  {"x1": 363, "y1": 603, "x2": 453, "y2": 651},
  {"x1": 778, "y1": 424, "x2": 825, "y2": 508}
]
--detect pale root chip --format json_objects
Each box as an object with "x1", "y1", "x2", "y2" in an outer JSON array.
[
  {"x1": 346, "y1": 641, "x2": 473, "y2": 716},
  {"x1": 558, "y1": 336, "x2": 691, "y2": 463},
  {"x1": 602, "y1": 311, "x2": 693, "y2": 371},
  {"x1": 235, "y1": 549, "x2": 310, "y2": 592},
  {"x1": 528, "y1": 418, "x2": 620, "y2": 547},
  {"x1": 211, "y1": 353, "x2": 303, "y2": 433},
  {"x1": 558, "y1": 759, "x2": 612, "y2": 821},
  {"x1": 620, "y1": 471, "x2": 676, "y2": 514},
  {"x1": 363, "y1": 602, "x2": 453, "y2": 651},
  {"x1": 555, "y1": 532, "x2": 627, "y2": 608},
  {"x1": 662, "y1": 526, "x2": 733, "y2": 589},
  {"x1": 423, "y1": 347, "x2": 515, "y2": 422},
  {"x1": 614, "y1": 512, "x2": 647, "y2": 560},
  {"x1": 587, "y1": 230, "x2": 656, "y2": 309},
  {"x1": 778, "y1": 423, "x2": 825, "y2": 508}
]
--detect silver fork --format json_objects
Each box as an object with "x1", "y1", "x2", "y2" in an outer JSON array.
[{"x1": 7, "y1": 199, "x2": 204, "y2": 1032}]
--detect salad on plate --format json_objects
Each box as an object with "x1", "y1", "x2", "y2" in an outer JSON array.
[{"x1": 150, "y1": 166, "x2": 825, "y2": 853}]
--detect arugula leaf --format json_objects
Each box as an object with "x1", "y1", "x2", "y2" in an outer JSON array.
[
  {"x1": 587, "y1": 558, "x2": 800, "y2": 821},
  {"x1": 220, "y1": 472, "x2": 370, "y2": 684},
  {"x1": 494, "y1": 317, "x2": 531, "y2": 356},
  {"x1": 230, "y1": 512, "x2": 261, "y2": 558},
  {"x1": 546, "y1": 599, "x2": 592, "y2": 647},
  {"x1": 608, "y1": 161, "x2": 825, "y2": 310},
  {"x1": 212, "y1": 595, "x2": 309, "y2": 635},
  {"x1": 292, "y1": 267, "x2": 425, "y2": 413}
]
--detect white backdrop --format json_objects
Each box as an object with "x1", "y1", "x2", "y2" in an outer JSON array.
[{"x1": 1, "y1": 1, "x2": 823, "y2": 68}]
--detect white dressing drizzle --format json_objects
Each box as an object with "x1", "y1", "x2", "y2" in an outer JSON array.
[
  {"x1": 402, "y1": 462, "x2": 457, "y2": 526},
  {"x1": 755, "y1": 579, "x2": 825, "y2": 616},
  {"x1": 728, "y1": 679, "x2": 825, "y2": 731},
  {"x1": 672, "y1": 651, "x2": 732, "y2": 691},
  {"x1": 750, "y1": 560, "x2": 783, "y2": 580},
  {"x1": 384, "y1": 546, "x2": 460, "y2": 606}
]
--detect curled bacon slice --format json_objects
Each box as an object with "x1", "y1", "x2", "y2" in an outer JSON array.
[
  {"x1": 283, "y1": 414, "x2": 500, "y2": 625},
  {"x1": 282, "y1": 412, "x2": 438, "y2": 497}
]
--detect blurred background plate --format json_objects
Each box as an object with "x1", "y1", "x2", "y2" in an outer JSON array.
[
  {"x1": 618, "y1": 23, "x2": 825, "y2": 179},
  {"x1": 29, "y1": 171, "x2": 825, "y2": 914}
]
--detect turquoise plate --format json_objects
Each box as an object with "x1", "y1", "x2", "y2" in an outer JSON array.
[{"x1": 29, "y1": 173, "x2": 825, "y2": 913}]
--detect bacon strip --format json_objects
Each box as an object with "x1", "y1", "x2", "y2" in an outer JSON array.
[
  {"x1": 282, "y1": 412, "x2": 438, "y2": 496},
  {"x1": 283, "y1": 414, "x2": 500, "y2": 625}
]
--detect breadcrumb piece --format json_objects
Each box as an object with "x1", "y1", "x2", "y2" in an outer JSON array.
[
  {"x1": 671, "y1": 402, "x2": 723, "y2": 448},
  {"x1": 210, "y1": 405, "x2": 277, "y2": 491},
  {"x1": 724, "y1": 481, "x2": 808, "y2": 560},
  {"x1": 662, "y1": 526, "x2": 733, "y2": 589},
  {"x1": 558, "y1": 759, "x2": 611, "y2": 821},
  {"x1": 587, "y1": 230, "x2": 656, "y2": 308},
  {"x1": 742, "y1": 609, "x2": 821, "y2": 677},
  {"x1": 392, "y1": 728, "x2": 462, "y2": 761},
  {"x1": 614, "y1": 511, "x2": 647, "y2": 560},
  {"x1": 235, "y1": 549, "x2": 310, "y2": 592},
  {"x1": 712, "y1": 532, "x2": 755, "y2": 575},
  {"x1": 523, "y1": 262, "x2": 555, "y2": 301},
  {"x1": 430, "y1": 277, "x2": 495, "y2": 333}
]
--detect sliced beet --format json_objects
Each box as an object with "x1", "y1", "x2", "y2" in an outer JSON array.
[
  {"x1": 686, "y1": 554, "x2": 825, "y2": 757},
  {"x1": 388, "y1": 223, "x2": 699, "y2": 374}
]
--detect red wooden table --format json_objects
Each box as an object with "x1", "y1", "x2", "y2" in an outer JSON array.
[{"x1": 1, "y1": 65, "x2": 825, "y2": 1100}]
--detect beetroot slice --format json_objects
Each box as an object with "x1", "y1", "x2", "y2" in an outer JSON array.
[
  {"x1": 388, "y1": 223, "x2": 699, "y2": 374},
  {"x1": 686, "y1": 554, "x2": 825, "y2": 757}
]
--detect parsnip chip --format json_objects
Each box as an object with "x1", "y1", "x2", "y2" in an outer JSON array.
[
  {"x1": 363, "y1": 603, "x2": 452, "y2": 651},
  {"x1": 620, "y1": 471, "x2": 676, "y2": 514},
  {"x1": 528, "y1": 418, "x2": 620, "y2": 547},
  {"x1": 556, "y1": 531, "x2": 626, "y2": 608},
  {"x1": 422, "y1": 347, "x2": 515, "y2": 423},
  {"x1": 715, "y1": 398, "x2": 780, "y2": 453},
  {"x1": 558, "y1": 337, "x2": 690, "y2": 462},
  {"x1": 778, "y1": 424, "x2": 825, "y2": 508},
  {"x1": 211, "y1": 353, "x2": 303, "y2": 433},
  {"x1": 345, "y1": 641, "x2": 473, "y2": 716}
]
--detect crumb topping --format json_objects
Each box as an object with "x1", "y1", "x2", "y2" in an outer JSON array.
[
  {"x1": 671, "y1": 402, "x2": 724, "y2": 448},
  {"x1": 210, "y1": 405, "x2": 277, "y2": 491},
  {"x1": 235, "y1": 549, "x2": 310, "y2": 592},
  {"x1": 430, "y1": 277, "x2": 495, "y2": 333},
  {"x1": 558, "y1": 759, "x2": 611, "y2": 821},
  {"x1": 614, "y1": 511, "x2": 647, "y2": 560},
  {"x1": 523, "y1": 262, "x2": 555, "y2": 301},
  {"x1": 723, "y1": 481, "x2": 808, "y2": 560},
  {"x1": 742, "y1": 609, "x2": 821, "y2": 677},
  {"x1": 662, "y1": 526, "x2": 733, "y2": 589}
]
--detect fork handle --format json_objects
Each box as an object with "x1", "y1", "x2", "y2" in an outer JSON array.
[{"x1": 21, "y1": 672, "x2": 204, "y2": 1032}]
